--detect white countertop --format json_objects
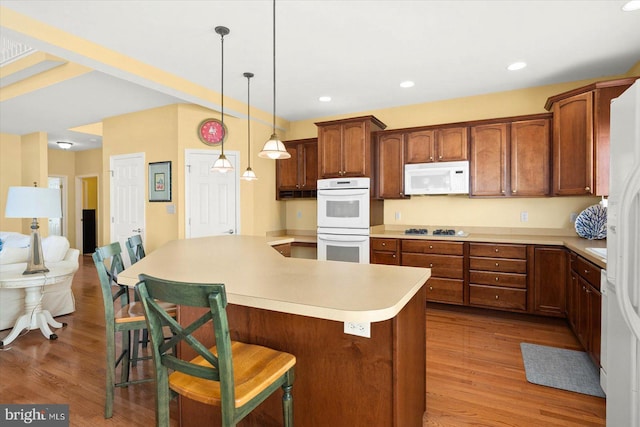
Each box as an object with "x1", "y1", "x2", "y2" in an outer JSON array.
[{"x1": 118, "y1": 235, "x2": 431, "y2": 323}]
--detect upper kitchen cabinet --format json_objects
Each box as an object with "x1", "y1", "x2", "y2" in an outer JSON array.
[
  {"x1": 470, "y1": 114, "x2": 551, "y2": 197},
  {"x1": 545, "y1": 77, "x2": 637, "y2": 196},
  {"x1": 276, "y1": 138, "x2": 318, "y2": 200},
  {"x1": 316, "y1": 116, "x2": 386, "y2": 178},
  {"x1": 405, "y1": 127, "x2": 468, "y2": 164},
  {"x1": 376, "y1": 132, "x2": 408, "y2": 199}
]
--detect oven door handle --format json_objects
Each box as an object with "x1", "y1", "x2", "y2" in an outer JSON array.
[
  {"x1": 317, "y1": 234, "x2": 369, "y2": 242},
  {"x1": 318, "y1": 189, "x2": 369, "y2": 197}
]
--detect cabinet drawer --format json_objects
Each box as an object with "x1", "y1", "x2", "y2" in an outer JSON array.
[
  {"x1": 470, "y1": 271, "x2": 526, "y2": 289},
  {"x1": 371, "y1": 238, "x2": 398, "y2": 251},
  {"x1": 402, "y1": 253, "x2": 463, "y2": 279},
  {"x1": 426, "y1": 278, "x2": 463, "y2": 305},
  {"x1": 401, "y1": 240, "x2": 464, "y2": 255},
  {"x1": 469, "y1": 284, "x2": 527, "y2": 311},
  {"x1": 469, "y1": 257, "x2": 526, "y2": 273},
  {"x1": 371, "y1": 250, "x2": 399, "y2": 265},
  {"x1": 469, "y1": 243, "x2": 526, "y2": 259},
  {"x1": 573, "y1": 256, "x2": 601, "y2": 290}
]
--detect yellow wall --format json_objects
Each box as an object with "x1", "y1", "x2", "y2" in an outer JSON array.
[
  {"x1": 0, "y1": 133, "x2": 23, "y2": 232},
  {"x1": 83, "y1": 177, "x2": 98, "y2": 209},
  {"x1": 283, "y1": 72, "x2": 639, "y2": 234}
]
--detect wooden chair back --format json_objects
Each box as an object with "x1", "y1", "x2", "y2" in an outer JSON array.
[{"x1": 126, "y1": 234, "x2": 146, "y2": 265}]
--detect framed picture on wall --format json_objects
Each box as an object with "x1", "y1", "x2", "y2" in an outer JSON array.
[{"x1": 149, "y1": 161, "x2": 171, "y2": 202}]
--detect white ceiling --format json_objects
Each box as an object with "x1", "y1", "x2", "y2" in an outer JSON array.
[{"x1": 1, "y1": 0, "x2": 639, "y2": 151}]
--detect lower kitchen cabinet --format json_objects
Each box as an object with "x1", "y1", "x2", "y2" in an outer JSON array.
[
  {"x1": 401, "y1": 240, "x2": 465, "y2": 305},
  {"x1": 568, "y1": 252, "x2": 602, "y2": 366},
  {"x1": 468, "y1": 243, "x2": 527, "y2": 312},
  {"x1": 370, "y1": 238, "x2": 400, "y2": 265},
  {"x1": 531, "y1": 246, "x2": 567, "y2": 317}
]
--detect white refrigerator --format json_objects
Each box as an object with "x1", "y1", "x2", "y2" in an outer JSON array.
[{"x1": 604, "y1": 80, "x2": 640, "y2": 426}]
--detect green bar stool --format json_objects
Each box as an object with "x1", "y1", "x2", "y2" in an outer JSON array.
[{"x1": 136, "y1": 274, "x2": 296, "y2": 427}]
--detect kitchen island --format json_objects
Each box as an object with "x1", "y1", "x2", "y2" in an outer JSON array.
[{"x1": 118, "y1": 235, "x2": 431, "y2": 427}]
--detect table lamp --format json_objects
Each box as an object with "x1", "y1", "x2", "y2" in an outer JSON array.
[{"x1": 4, "y1": 185, "x2": 62, "y2": 274}]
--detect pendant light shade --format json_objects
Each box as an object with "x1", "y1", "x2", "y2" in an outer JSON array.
[
  {"x1": 211, "y1": 26, "x2": 234, "y2": 173},
  {"x1": 259, "y1": 0, "x2": 290, "y2": 160},
  {"x1": 241, "y1": 72, "x2": 258, "y2": 181}
]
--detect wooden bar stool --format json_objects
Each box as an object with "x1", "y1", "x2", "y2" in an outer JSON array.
[{"x1": 135, "y1": 274, "x2": 296, "y2": 427}]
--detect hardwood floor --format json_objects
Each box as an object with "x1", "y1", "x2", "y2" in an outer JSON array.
[{"x1": 0, "y1": 255, "x2": 605, "y2": 426}]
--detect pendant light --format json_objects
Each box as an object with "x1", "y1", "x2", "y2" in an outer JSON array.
[
  {"x1": 258, "y1": 0, "x2": 291, "y2": 160},
  {"x1": 211, "y1": 26, "x2": 234, "y2": 173},
  {"x1": 241, "y1": 72, "x2": 258, "y2": 180}
]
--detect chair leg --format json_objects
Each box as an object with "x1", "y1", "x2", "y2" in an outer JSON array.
[
  {"x1": 104, "y1": 329, "x2": 116, "y2": 419},
  {"x1": 282, "y1": 371, "x2": 294, "y2": 427},
  {"x1": 131, "y1": 329, "x2": 140, "y2": 367},
  {"x1": 121, "y1": 330, "x2": 131, "y2": 384}
]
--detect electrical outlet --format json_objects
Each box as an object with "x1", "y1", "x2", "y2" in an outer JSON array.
[
  {"x1": 570, "y1": 212, "x2": 578, "y2": 223},
  {"x1": 520, "y1": 211, "x2": 528, "y2": 222},
  {"x1": 344, "y1": 321, "x2": 371, "y2": 338},
  {"x1": 395, "y1": 211, "x2": 401, "y2": 221},
  {"x1": 297, "y1": 211, "x2": 302, "y2": 219}
]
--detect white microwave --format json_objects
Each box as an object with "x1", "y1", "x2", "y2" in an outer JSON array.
[{"x1": 404, "y1": 161, "x2": 470, "y2": 195}]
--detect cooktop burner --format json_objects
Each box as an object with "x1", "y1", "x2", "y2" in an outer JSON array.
[
  {"x1": 404, "y1": 228, "x2": 469, "y2": 237},
  {"x1": 405, "y1": 228, "x2": 428, "y2": 235},
  {"x1": 433, "y1": 229, "x2": 456, "y2": 235}
]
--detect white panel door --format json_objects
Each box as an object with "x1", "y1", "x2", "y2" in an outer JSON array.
[
  {"x1": 110, "y1": 153, "x2": 145, "y2": 264},
  {"x1": 47, "y1": 176, "x2": 66, "y2": 237},
  {"x1": 185, "y1": 150, "x2": 238, "y2": 238}
]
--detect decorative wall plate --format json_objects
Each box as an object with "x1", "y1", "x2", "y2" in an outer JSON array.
[{"x1": 575, "y1": 204, "x2": 607, "y2": 240}]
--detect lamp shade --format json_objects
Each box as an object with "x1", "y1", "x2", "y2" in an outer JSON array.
[
  {"x1": 258, "y1": 133, "x2": 291, "y2": 160},
  {"x1": 5, "y1": 187, "x2": 62, "y2": 218}
]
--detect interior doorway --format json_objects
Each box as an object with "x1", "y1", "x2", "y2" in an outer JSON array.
[
  {"x1": 75, "y1": 175, "x2": 99, "y2": 253},
  {"x1": 47, "y1": 176, "x2": 67, "y2": 237}
]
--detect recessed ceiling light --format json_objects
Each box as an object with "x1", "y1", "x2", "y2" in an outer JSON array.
[
  {"x1": 622, "y1": 0, "x2": 640, "y2": 11},
  {"x1": 400, "y1": 80, "x2": 415, "y2": 88},
  {"x1": 319, "y1": 96, "x2": 331, "y2": 102},
  {"x1": 507, "y1": 61, "x2": 527, "y2": 71}
]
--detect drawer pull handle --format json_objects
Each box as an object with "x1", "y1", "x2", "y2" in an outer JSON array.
[
  {"x1": 584, "y1": 269, "x2": 589, "y2": 274},
  {"x1": 495, "y1": 295, "x2": 499, "y2": 300},
  {"x1": 382, "y1": 242, "x2": 386, "y2": 246},
  {"x1": 429, "y1": 245, "x2": 433, "y2": 249},
  {"x1": 495, "y1": 248, "x2": 499, "y2": 253},
  {"x1": 392, "y1": 254, "x2": 396, "y2": 258},
  {"x1": 429, "y1": 263, "x2": 434, "y2": 268},
  {"x1": 429, "y1": 286, "x2": 433, "y2": 291},
  {"x1": 495, "y1": 262, "x2": 499, "y2": 267},
  {"x1": 495, "y1": 277, "x2": 499, "y2": 281}
]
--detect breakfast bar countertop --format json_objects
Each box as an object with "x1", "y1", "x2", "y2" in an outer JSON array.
[{"x1": 118, "y1": 235, "x2": 431, "y2": 324}]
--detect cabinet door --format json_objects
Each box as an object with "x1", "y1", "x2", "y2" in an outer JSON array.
[
  {"x1": 301, "y1": 142, "x2": 318, "y2": 190},
  {"x1": 318, "y1": 124, "x2": 343, "y2": 178},
  {"x1": 511, "y1": 119, "x2": 551, "y2": 196},
  {"x1": 377, "y1": 133, "x2": 405, "y2": 199},
  {"x1": 531, "y1": 246, "x2": 566, "y2": 317},
  {"x1": 342, "y1": 121, "x2": 368, "y2": 176},
  {"x1": 276, "y1": 144, "x2": 300, "y2": 190},
  {"x1": 436, "y1": 127, "x2": 468, "y2": 161},
  {"x1": 552, "y1": 92, "x2": 594, "y2": 195},
  {"x1": 405, "y1": 130, "x2": 435, "y2": 163},
  {"x1": 470, "y1": 123, "x2": 508, "y2": 196},
  {"x1": 589, "y1": 287, "x2": 602, "y2": 366},
  {"x1": 576, "y1": 275, "x2": 591, "y2": 351}
]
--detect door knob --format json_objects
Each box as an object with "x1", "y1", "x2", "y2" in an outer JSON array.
[
  {"x1": 227, "y1": 229, "x2": 234, "y2": 234},
  {"x1": 132, "y1": 228, "x2": 142, "y2": 233}
]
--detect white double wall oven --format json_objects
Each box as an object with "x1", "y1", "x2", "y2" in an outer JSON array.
[{"x1": 316, "y1": 177, "x2": 370, "y2": 264}]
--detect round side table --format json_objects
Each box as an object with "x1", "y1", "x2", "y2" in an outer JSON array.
[{"x1": 0, "y1": 264, "x2": 74, "y2": 347}]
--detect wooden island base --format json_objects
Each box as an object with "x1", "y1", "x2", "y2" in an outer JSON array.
[{"x1": 179, "y1": 286, "x2": 426, "y2": 427}]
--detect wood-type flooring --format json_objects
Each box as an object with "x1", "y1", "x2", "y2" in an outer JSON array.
[{"x1": 0, "y1": 255, "x2": 605, "y2": 426}]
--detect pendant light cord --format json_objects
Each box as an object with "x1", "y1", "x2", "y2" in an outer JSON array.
[
  {"x1": 272, "y1": 0, "x2": 276, "y2": 135},
  {"x1": 220, "y1": 30, "x2": 225, "y2": 155},
  {"x1": 247, "y1": 74, "x2": 251, "y2": 165}
]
